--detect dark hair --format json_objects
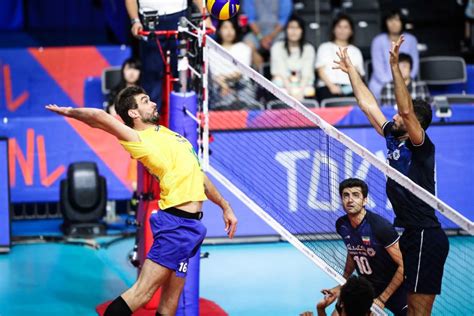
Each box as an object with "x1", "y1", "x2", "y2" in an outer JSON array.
[
  {"x1": 398, "y1": 53, "x2": 413, "y2": 69},
  {"x1": 339, "y1": 276, "x2": 375, "y2": 316},
  {"x1": 108, "y1": 58, "x2": 141, "y2": 106},
  {"x1": 121, "y1": 57, "x2": 141, "y2": 82},
  {"x1": 115, "y1": 86, "x2": 146, "y2": 128},
  {"x1": 382, "y1": 9, "x2": 406, "y2": 34},
  {"x1": 339, "y1": 178, "x2": 369, "y2": 198},
  {"x1": 216, "y1": 19, "x2": 242, "y2": 44},
  {"x1": 284, "y1": 15, "x2": 306, "y2": 57},
  {"x1": 413, "y1": 99, "x2": 433, "y2": 130},
  {"x1": 330, "y1": 14, "x2": 354, "y2": 44}
]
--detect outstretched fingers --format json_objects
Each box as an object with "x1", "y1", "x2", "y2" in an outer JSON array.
[{"x1": 45, "y1": 104, "x2": 72, "y2": 117}]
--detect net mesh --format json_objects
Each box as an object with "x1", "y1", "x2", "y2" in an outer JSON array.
[{"x1": 204, "y1": 37, "x2": 474, "y2": 315}]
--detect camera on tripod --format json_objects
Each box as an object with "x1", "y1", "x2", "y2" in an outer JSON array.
[{"x1": 142, "y1": 10, "x2": 159, "y2": 32}]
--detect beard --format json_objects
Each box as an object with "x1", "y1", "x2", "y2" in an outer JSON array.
[
  {"x1": 390, "y1": 122, "x2": 406, "y2": 138},
  {"x1": 141, "y1": 112, "x2": 160, "y2": 124}
]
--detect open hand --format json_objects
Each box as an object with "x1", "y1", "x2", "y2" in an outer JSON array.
[
  {"x1": 389, "y1": 35, "x2": 405, "y2": 66},
  {"x1": 45, "y1": 104, "x2": 73, "y2": 117},
  {"x1": 333, "y1": 47, "x2": 354, "y2": 74}
]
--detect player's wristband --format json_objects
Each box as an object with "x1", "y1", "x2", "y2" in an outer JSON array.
[{"x1": 131, "y1": 18, "x2": 141, "y2": 25}]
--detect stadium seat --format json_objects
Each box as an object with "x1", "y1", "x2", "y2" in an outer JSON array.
[
  {"x1": 293, "y1": 0, "x2": 331, "y2": 14},
  {"x1": 101, "y1": 66, "x2": 122, "y2": 95},
  {"x1": 438, "y1": 94, "x2": 474, "y2": 105},
  {"x1": 303, "y1": 13, "x2": 331, "y2": 48},
  {"x1": 267, "y1": 99, "x2": 319, "y2": 109},
  {"x1": 320, "y1": 97, "x2": 358, "y2": 108},
  {"x1": 419, "y1": 56, "x2": 467, "y2": 85},
  {"x1": 350, "y1": 13, "x2": 380, "y2": 57},
  {"x1": 342, "y1": 0, "x2": 380, "y2": 11}
]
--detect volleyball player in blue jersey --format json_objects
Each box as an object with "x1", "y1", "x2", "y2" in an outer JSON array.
[
  {"x1": 334, "y1": 37, "x2": 449, "y2": 315},
  {"x1": 321, "y1": 179, "x2": 407, "y2": 315}
]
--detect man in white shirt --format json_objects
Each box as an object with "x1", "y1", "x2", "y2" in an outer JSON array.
[{"x1": 125, "y1": 0, "x2": 211, "y2": 108}]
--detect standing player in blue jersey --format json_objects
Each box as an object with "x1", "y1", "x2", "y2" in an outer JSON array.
[
  {"x1": 320, "y1": 178, "x2": 407, "y2": 315},
  {"x1": 334, "y1": 37, "x2": 449, "y2": 315}
]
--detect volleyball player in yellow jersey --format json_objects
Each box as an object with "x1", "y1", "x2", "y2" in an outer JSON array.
[{"x1": 46, "y1": 86, "x2": 238, "y2": 316}]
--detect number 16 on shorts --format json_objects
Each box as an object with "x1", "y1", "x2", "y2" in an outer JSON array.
[{"x1": 178, "y1": 261, "x2": 188, "y2": 273}]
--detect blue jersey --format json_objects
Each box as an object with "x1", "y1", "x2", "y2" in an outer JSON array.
[
  {"x1": 336, "y1": 210, "x2": 400, "y2": 294},
  {"x1": 383, "y1": 121, "x2": 440, "y2": 229}
]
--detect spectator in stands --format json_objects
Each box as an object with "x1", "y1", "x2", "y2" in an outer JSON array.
[
  {"x1": 380, "y1": 53, "x2": 430, "y2": 106},
  {"x1": 300, "y1": 276, "x2": 375, "y2": 316},
  {"x1": 209, "y1": 19, "x2": 255, "y2": 110},
  {"x1": 315, "y1": 14, "x2": 364, "y2": 103},
  {"x1": 107, "y1": 57, "x2": 141, "y2": 113},
  {"x1": 243, "y1": 0, "x2": 293, "y2": 68},
  {"x1": 369, "y1": 9, "x2": 419, "y2": 101},
  {"x1": 271, "y1": 15, "x2": 316, "y2": 101}
]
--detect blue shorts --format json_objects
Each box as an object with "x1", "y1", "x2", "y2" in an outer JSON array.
[
  {"x1": 400, "y1": 227, "x2": 449, "y2": 294},
  {"x1": 147, "y1": 208, "x2": 207, "y2": 278}
]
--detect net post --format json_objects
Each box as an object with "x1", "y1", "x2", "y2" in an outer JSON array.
[{"x1": 201, "y1": 35, "x2": 210, "y2": 172}]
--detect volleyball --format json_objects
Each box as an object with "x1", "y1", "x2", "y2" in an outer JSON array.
[{"x1": 207, "y1": 0, "x2": 240, "y2": 20}]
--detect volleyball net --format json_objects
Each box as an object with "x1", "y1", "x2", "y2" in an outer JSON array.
[{"x1": 200, "y1": 36, "x2": 474, "y2": 315}]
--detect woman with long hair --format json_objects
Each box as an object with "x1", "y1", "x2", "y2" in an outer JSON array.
[
  {"x1": 270, "y1": 15, "x2": 316, "y2": 101},
  {"x1": 107, "y1": 58, "x2": 141, "y2": 114},
  {"x1": 315, "y1": 13, "x2": 365, "y2": 103}
]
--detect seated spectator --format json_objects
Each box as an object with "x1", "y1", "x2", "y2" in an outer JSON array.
[
  {"x1": 300, "y1": 276, "x2": 375, "y2": 316},
  {"x1": 380, "y1": 53, "x2": 430, "y2": 106},
  {"x1": 107, "y1": 57, "x2": 141, "y2": 113},
  {"x1": 209, "y1": 19, "x2": 255, "y2": 110},
  {"x1": 369, "y1": 9, "x2": 419, "y2": 101},
  {"x1": 243, "y1": 0, "x2": 292, "y2": 68},
  {"x1": 315, "y1": 14, "x2": 365, "y2": 103},
  {"x1": 271, "y1": 15, "x2": 316, "y2": 101}
]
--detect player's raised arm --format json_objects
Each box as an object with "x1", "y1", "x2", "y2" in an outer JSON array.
[
  {"x1": 389, "y1": 35, "x2": 424, "y2": 145},
  {"x1": 45, "y1": 105, "x2": 139, "y2": 142},
  {"x1": 333, "y1": 47, "x2": 387, "y2": 136}
]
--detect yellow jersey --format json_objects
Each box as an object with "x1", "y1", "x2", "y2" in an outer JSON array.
[{"x1": 120, "y1": 126, "x2": 207, "y2": 209}]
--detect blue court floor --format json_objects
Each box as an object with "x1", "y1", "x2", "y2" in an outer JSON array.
[{"x1": 0, "y1": 236, "x2": 472, "y2": 315}]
